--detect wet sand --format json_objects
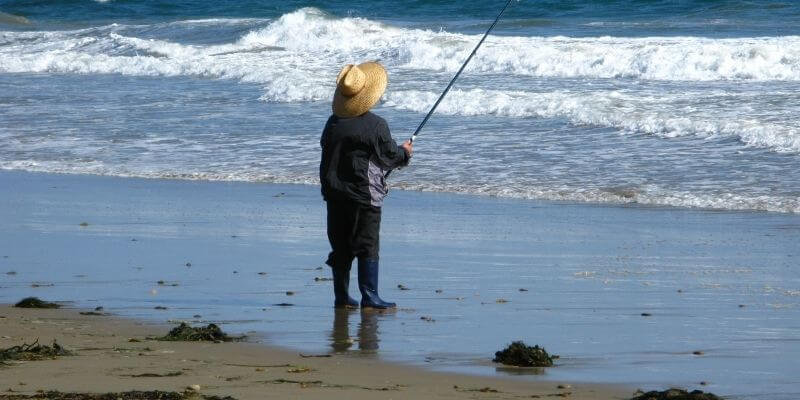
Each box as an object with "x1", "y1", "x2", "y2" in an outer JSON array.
[
  {"x1": 0, "y1": 305, "x2": 629, "y2": 399},
  {"x1": 1, "y1": 170, "x2": 799, "y2": 399}
]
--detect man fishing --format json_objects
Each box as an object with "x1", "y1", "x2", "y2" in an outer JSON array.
[{"x1": 320, "y1": 61, "x2": 413, "y2": 309}]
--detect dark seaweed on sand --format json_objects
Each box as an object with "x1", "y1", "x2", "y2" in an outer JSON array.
[
  {"x1": 14, "y1": 297, "x2": 60, "y2": 309},
  {"x1": 154, "y1": 323, "x2": 243, "y2": 342},
  {"x1": 493, "y1": 341, "x2": 554, "y2": 367},
  {"x1": 0, "y1": 390, "x2": 236, "y2": 400},
  {"x1": 0, "y1": 339, "x2": 71, "y2": 363},
  {"x1": 631, "y1": 389, "x2": 722, "y2": 400}
]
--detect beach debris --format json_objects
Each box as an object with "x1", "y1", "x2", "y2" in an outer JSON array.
[
  {"x1": 193, "y1": 314, "x2": 202, "y2": 318},
  {"x1": 14, "y1": 297, "x2": 60, "y2": 309},
  {"x1": 738, "y1": 304, "x2": 746, "y2": 308},
  {"x1": 420, "y1": 316, "x2": 435, "y2": 322},
  {"x1": 30, "y1": 283, "x2": 54, "y2": 288},
  {"x1": 493, "y1": 341, "x2": 555, "y2": 367},
  {"x1": 496, "y1": 298, "x2": 509, "y2": 303},
  {"x1": 6, "y1": 271, "x2": 16, "y2": 275},
  {"x1": 397, "y1": 284, "x2": 410, "y2": 290},
  {"x1": 641, "y1": 313, "x2": 652, "y2": 317},
  {"x1": 0, "y1": 390, "x2": 237, "y2": 400},
  {"x1": 154, "y1": 306, "x2": 168, "y2": 310},
  {"x1": 313, "y1": 276, "x2": 331, "y2": 281},
  {"x1": 0, "y1": 339, "x2": 71, "y2": 363},
  {"x1": 273, "y1": 303, "x2": 293, "y2": 307},
  {"x1": 692, "y1": 350, "x2": 704, "y2": 355},
  {"x1": 188, "y1": 384, "x2": 202, "y2": 391},
  {"x1": 273, "y1": 192, "x2": 286, "y2": 197},
  {"x1": 519, "y1": 288, "x2": 528, "y2": 292},
  {"x1": 155, "y1": 323, "x2": 243, "y2": 342},
  {"x1": 453, "y1": 385, "x2": 499, "y2": 393},
  {"x1": 285, "y1": 291, "x2": 295, "y2": 296},
  {"x1": 79, "y1": 222, "x2": 89, "y2": 227},
  {"x1": 233, "y1": 270, "x2": 238, "y2": 274},
  {"x1": 287, "y1": 366, "x2": 313, "y2": 373},
  {"x1": 185, "y1": 262, "x2": 192, "y2": 267},
  {"x1": 125, "y1": 371, "x2": 183, "y2": 378},
  {"x1": 79, "y1": 311, "x2": 105, "y2": 316},
  {"x1": 557, "y1": 384, "x2": 572, "y2": 389},
  {"x1": 435, "y1": 289, "x2": 443, "y2": 293},
  {"x1": 95, "y1": 306, "x2": 103, "y2": 311},
  {"x1": 258, "y1": 272, "x2": 267, "y2": 276},
  {"x1": 299, "y1": 353, "x2": 331, "y2": 358},
  {"x1": 128, "y1": 338, "x2": 141, "y2": 343},
  {"x1": 630, "y1": 388, "x2": 722, "y2": 400}
]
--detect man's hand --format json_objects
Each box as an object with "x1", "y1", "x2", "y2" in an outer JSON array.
[{"x1": 401, "y1": 140, "x2": 413, "y2": 157}]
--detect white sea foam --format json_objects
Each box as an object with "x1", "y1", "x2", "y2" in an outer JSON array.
[
  {"x1": 3, "y1": 8, "x2": 800, "y2": 81},
  {"x1": 2, "y1": 160, "x2": 797, "y2": 213},
  {"x1": 385, "y1": 88, "x2": 800, "y2": 153}
]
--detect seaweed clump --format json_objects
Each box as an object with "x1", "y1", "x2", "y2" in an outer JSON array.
[
  {"x1": 493, "y1": 341, "x2": 554, "y2": 367},
  {"x1": 0, "y1": 390, "x2": 236, "y2": 400},
  {"x1": 631, "y1": 389, "x2": 722, "y2": 400},
  {"x1": 14, "y1": 297, "x2": 60, "y2": 309},
  {"x1": 0, "y1": 339, "x2": 71, "y2": 363},
  {"x1": 155, "y1": 323, "x2": 242, "y2": 342}
]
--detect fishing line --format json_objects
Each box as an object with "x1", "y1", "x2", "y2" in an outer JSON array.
[{"x1": 387, "y1": 0, "x2": 516, "y2": 178}]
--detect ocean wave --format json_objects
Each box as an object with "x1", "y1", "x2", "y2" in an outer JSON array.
[
  {"x1": 2, "y1": 8, "x2": 800, "y2": 82},
  {"x1": 385, "y1": 89, "x2": 800, "y2": 153},
  {"x1": 2, "y1": 160, "x2": 797, "y2": 214}
]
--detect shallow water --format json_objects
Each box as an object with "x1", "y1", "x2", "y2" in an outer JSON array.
[{"x1": 1, "y1": 171, "x2": 799, "y2": 399}]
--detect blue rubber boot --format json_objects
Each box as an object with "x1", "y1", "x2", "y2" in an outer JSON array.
[
  {"x1": 358, "y1": 259, "x2": 396, "y2": 309},
  {"x1": 332, "y1": 266, "x2": 359, "y2": 309}
]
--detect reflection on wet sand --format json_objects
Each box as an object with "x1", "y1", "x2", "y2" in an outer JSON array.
[{"x1": 330, "y1": 309, "x2": 390, "y2": 353}]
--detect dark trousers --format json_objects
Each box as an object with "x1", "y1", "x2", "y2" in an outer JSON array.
[{"x1": 326, "y1": 200, "x2": 381, "y2": 270}]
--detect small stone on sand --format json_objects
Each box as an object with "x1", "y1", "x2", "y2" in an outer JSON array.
[
  {"x1": 641, "y1": 313, "x2": 652, "y2": 317},
  {"x1": 397, "y1": 284, "x2": 410, "y2": 290},
  {"x1": 79, "y1": 222, "x2": 89, "y2": 227},
  {"x1": 286, "y1": 291, "x2": 295, "y2": 296}
]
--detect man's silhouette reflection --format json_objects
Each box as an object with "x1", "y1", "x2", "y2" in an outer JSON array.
[{"x1": 330, "y1": 308, "x2": 384, "y2": 353}]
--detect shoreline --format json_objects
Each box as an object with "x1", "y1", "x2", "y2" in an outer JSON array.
[
  {"x1": 2, "y1": 168, "x2": 795, "y2": 216},
  {"x1": 0, "y1": 304, "x2": 631, "y2": 400}
]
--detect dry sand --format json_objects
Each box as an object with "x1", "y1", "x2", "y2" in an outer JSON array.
[{"x1": 0, "y1": 305, "x2": 631, "y2": 400}]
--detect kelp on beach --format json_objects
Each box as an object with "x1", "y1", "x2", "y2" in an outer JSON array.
[
  {"x1": 0, "y1": 391, "x2": 236, "y2": 400},
  {"x1": 154, "y1": 323, "x2": 243, "y2": 342},
  {"x1": 493, "y1": 341, "x2": 555, "y2": 367},
  {"x1": 630, "y1": 388, "x2": 722, "y2": 400},
  {"x1": 0, "y1": 339, "x2": 71, "y2": 364},
  {"x1": 14, "y1": 297, "x2": 60, "y2": 309}
]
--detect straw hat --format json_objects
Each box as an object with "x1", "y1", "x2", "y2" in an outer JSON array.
[{"x1": 332, "y1": 62, "x2": 387, "y2": 118}]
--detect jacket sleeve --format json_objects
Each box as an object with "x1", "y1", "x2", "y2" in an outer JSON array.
[{"x1": 373, "y1": 118, "x2": 410, "y2": 170}]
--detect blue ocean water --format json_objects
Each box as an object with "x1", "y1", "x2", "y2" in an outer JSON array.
[
  {"x1": 2, "y1": 0, "x2": 800, "y2": 212},
  {"x1": 1, "y1": 1, "x2": 800, "y2": 398}
]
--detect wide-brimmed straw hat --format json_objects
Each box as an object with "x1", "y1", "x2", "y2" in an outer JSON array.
[{"x1": 332, "y1": 61, "x2": 387, "y2": 118}]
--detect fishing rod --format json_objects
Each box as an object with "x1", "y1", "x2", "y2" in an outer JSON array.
[{"x1": 387, "y1": 0, "x2": 516, "y2": 178}]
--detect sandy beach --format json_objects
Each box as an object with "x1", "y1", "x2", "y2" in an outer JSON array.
[
  {"x1": 0, "y1": 305, "x2": 628, "y2": 399},
  {"x1": 1, "y1": 170, "x2": 799, "y2": 399}
]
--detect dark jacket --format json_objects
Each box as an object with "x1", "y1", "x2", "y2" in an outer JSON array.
[{"x1": 320, "y1": 112, "x2": 410, "y2": 207}]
